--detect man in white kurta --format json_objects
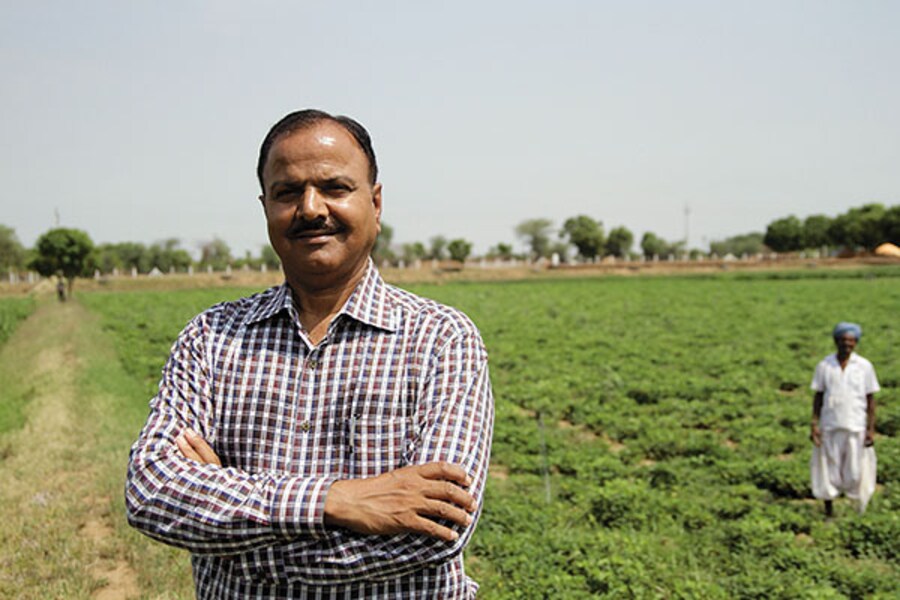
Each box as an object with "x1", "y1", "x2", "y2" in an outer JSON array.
[{"x1": 810, "y1": 322, "x2": 880, "y2": 516}]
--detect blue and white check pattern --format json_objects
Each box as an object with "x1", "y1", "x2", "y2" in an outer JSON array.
[{"x1": 126, "y1": 263, "x2": 494, "y2": 599}]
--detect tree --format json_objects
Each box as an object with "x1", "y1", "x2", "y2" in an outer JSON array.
[
  {"x1": 401, "y1": 242, "x2": 426, "y2": 264},
  {"x1": 488, "y1": 243, "x2": 515, "y2": 260},
  {"x1": 708, "y1": 232, "x2": 765, "y2": 257},
  {"x1": 884, "y1": 205, "x2": 900, "y2": 245},
  {"x1": 0, "y1": 225, "x2": 27, "y2": 275},
  {"x1": 640, "y1": 232, "x2": 668, "y2": 259},
  {"x1": 764, "y1": 215, "x2": 804, "y2": 252},
  {"x1": 260, "y1": 245, "x2": 281, "y2": 270},
  {"x1": 561, "y1": 216, "x2": 604, "y2": 260},
  {"x1": 199, "y1": 238, "x2": 233, "y2": 270},
  {"x1": 447, "y1": 238, "x2": 473, "y2": 263},
  {"x1": 802, "y1": 214, "x2": 832, "y2": 249},
  {"x1": 148, "y1": 238, "x2": 192, "y2": 272},
  {"x1": 827, "y1": 203, "x2": 887, "y2": 251},
  {"x1": 372, "y1": 222, "x2": 395, "y2": 266},
  {"x1": 428, "y1": 235, "x2": 447, "y2": 260},
  {"x1": 604, "y1": 226, "x2": 634, "y2": 258},
  {"x1": 29, "y1": 228, "x2": 94, "y2": 294},
  {"x1": 515, "y1": 218, "x2": 554, "y2": 260}
]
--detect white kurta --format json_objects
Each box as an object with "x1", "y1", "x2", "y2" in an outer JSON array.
[{"x1": 810, "y1": 353, "x2": 880, "y2": 512}]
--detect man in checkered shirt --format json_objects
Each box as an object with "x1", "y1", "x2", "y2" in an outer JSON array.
[{"x1": 126, "y1": 109, "x2": 494, "y2": 598}]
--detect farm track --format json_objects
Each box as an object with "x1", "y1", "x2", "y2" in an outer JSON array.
[{"x1": 0, "y1": 300, "x2": 139, "y2": 599}]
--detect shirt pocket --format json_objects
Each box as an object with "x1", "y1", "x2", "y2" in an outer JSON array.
[{"x1": 350, "y1": 412, "x2": 415, "y2": 477}]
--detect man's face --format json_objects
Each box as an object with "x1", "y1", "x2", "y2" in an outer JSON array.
[
  {"x1": 835, "y1": 332, "x2": 858, "y2": 357},
  {"x1": 259, "y1": 121, "x2": 382, "y2": 289}
]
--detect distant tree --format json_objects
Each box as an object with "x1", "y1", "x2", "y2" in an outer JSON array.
[
  {"x1": 260, "y1": 245, "x2": 281, "y2": 270},
  {"x1": 604, "y1": 226, "x2": 634, "y2": 258},
  {"x1": 401, "y1": 241, "x2": 427, "y2": 264},
  {"x1": 372, "y1": 222, "x2": 395, "y2": 266},
  {"x1": 95, "y1": 241, "x2": 150, "y2": 273},
  {"x1": 802, "y1": 214, "x2": 832, "y2": 249},
  {"x1": 640, "y1": 232, "x2": 668, "y2": 259},
  {"x1": 428, "y1": 235, "x2": 448, "y2": 260},
  {"x1": 199, "y1": 238, "x2": 233, "y2": 270},
  {"x1": 549, "y1": 241, "x2": 570, "y2": 263},
  {"x1": 827, "y1": 203, "x2": 887, "y2": 251},
  {"x1": 884, "y1": 205, "x2": 900, "y2": 244},
  {"x1": 447, "y1": 238, "x2": 473, "y2": 263},
  {"x1": 764, "y1": 215, "x2": 804, "y2": 252},
  {"x1": 708, "y1": 233, "x2": 765, "y2": 257},
  {"x1": 29, "y1": 228, "x2": 94, "y2": 294},
  {"x1": 560, "y1": 215, "x2": 604, "y2": 260},
  {"x1": 515, "y1": 218, "x2": 554, "y2": 260},
  {"x1": 149, "y1": 238, "x2": 192, "y2": 272},
  {"x1": 0, "y1": 225, "x2": 26, "y2": 275},
  {"x1": 489, "y1": 243, "x2": 515, "y2": 260}
]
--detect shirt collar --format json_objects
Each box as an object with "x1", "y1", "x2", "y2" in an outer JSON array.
[
  {"x1": 827, "y1": 352, "x2": 861, "y2": 366},
  {"x1": 337, "y1": 259, "x2": 398, "y2": 332},
  {"x1": 242, "y1": 259, "x2": 398, "y2": 332}
]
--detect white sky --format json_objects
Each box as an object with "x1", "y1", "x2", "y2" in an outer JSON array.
[{"x1": 1, "y1": 1, "x2": 898, "y2": 257}]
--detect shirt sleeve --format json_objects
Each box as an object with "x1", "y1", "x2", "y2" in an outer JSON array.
[
  {"x1": 125, "y1": 316, "x2": 337, "y2": 555},
  {"x1": 281, "y1": 328, "x2": 495, "y2": 584},
  {"x1": 810, "y1": 361, "x2": 825, "y2": 392},
  {"x1": 865, "y1": 362, "x2": 881, "y2": 395}
]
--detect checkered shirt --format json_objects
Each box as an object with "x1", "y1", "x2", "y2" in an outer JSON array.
[{"x1": 125, "y1": 263, "x2": 494, "y2": 599}]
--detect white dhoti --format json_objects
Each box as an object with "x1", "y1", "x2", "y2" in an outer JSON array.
[{"x1": 811, "y1": 429, "x2": 877, "y2": 513}]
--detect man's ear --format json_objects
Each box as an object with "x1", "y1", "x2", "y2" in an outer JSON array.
[{"x1": 372, "y1": 183, "x2": 383, "y2": 233}]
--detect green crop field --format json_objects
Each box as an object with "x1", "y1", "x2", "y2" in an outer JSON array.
[
  {"x1": 0, "y1": 296, "x2": 34, "y2": 347},
  {"x1": 80, "y1": 273, "x2": 900, "y2": 598}
]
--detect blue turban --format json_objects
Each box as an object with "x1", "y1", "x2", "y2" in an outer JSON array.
[{"x1": 833, "y1": 322, "x2": 862, "y2": 340}]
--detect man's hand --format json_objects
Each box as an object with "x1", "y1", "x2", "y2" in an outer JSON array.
[
  {"x1": 810, "y1": 423, "x2": 822, "y2": 447},
  {"x1": 865, "y1": 430, "x2": 875, "y2": 447},
  {"x1": 176, "y1": 428, "x2": 221, "y2": 467},
  {"x1": 325, "y1": 462, "x2": 477, "y2": 542}
]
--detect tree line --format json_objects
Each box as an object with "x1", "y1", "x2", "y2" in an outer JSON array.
[{"x1": 1, "y1": 202, "x2": 897, "y2": 289}]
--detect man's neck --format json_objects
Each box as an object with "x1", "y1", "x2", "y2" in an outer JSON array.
[
  {"x1": 837, "y1": 351, "x2": 853, "y2": 368},
  {"x1": 288, "y1": 265, "x2": 368, "y2": 344}
]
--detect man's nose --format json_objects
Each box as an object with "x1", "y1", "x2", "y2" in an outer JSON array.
[{"x1": 296, "y1": 187, "x2": 328, "y2": 221}]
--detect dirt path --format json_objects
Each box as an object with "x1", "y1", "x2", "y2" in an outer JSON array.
[{"x1": 0, "y1": 300, "x2": 139, "y2": 599}]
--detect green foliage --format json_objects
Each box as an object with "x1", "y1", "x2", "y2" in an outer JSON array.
[
  {"x1": 401, "y1": 241, "x2": 426, "y2": 264},
  {"x1": 709, "y1": 232, "x2": 766, "y2": 257},
  {"x1": 428, "y1": 235, "x2": 448, "y2": 260},
  {"x1": 82, "y1": 272, "x2": 900, "y2": 597},
  {"x1": 561, "y1": 216, "x2": 604, "y2": 260},
  {"x1": 447, "y1": 238, "x2": 473, "y2": 263},
  {"x1": 515, "y1": 218, "x2": 554, "y2": 259},
  {"x1": 0, "y1": 224, "x2": 27, "y2": 275},
  {"x1": 639, "y1": 231, "x2": 668, "y2": 258},
  {"x1": 199, "y1": 237, "x2": 233, "y2": 270},
  {"x1": 0, "y1": 297, "x2": 34, "y2": 346},
  {"x1": 828, "y1": 203, "x2": 888, "y2": 251},
  {"x1": 765, "y1": 215, "x2": 804, "y2": 252},
  {"x1": 371, "y1": 222, "x2": 395, "y2": 265},
  {"x1": 29, "y1": 228, "x2": 94, "y2": 283},
  {"x1": 604, "y1": 225, "x2": 634, "y2": 258},
  {"x1": 803, "y1": 214, "x2": 832, "y2": 248},
  {"x1": 260, "y1": 244, "x2": 281, "y2": 269}
]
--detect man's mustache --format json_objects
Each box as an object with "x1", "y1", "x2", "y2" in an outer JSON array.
[{"x1": 287, "y1": 218, "x2": 343, "y2": 238}]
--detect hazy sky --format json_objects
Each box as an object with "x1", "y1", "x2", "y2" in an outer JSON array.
[{"x1": 2, "y1": 1, "x2": 899, "y2": 257}]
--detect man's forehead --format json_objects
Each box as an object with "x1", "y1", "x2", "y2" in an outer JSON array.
[{"x1": 265, "y1": 125, "x2": 366, "y2": 172}]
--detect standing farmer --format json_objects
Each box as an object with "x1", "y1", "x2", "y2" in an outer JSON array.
[{"x1": 810, "y1": 322, "x2": 880, "y2": 516}]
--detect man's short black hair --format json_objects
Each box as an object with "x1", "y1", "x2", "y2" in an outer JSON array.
[{"x1": 257, "y1": 109, "x2": 378, "y2": 191}]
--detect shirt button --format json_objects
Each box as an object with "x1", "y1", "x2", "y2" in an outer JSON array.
[
  {"x1": 308, "y1": 359, "x2": 318, "y2": 369},
  {"x1": 300, "y1": 421, "x2": 311, "y2": 432}
]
